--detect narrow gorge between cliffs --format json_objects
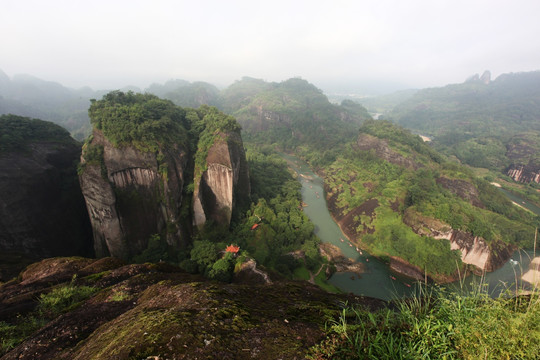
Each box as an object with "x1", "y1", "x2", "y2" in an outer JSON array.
[{"x1": 283, "y1": 154, "x2": 537, "y2": 300}]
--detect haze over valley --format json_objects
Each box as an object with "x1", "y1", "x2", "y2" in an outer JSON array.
[{"x1": 1, "y1": 1, "x2": 540, "y2": 359}]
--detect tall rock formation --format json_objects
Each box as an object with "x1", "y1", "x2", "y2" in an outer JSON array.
[
  {"x1": 0, "y1": 115, "x2": 92, "y2": 260},
  {"x1": 78, "y1": 93, "x2": 250, "y2": 259},
  {"x1": 192, "y1": 131, "x2": 250, "y2": 227},
  {"x1": 79, "y1": 92, "x2": 191, "y2": 259},
  {"x1": 79, "y1": 130, "x2": 188, "y2": 258}
]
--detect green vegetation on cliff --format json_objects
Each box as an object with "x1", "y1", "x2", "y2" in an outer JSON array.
[
  {"x1": 324, "y1": 120, "x2": 538, "y2": 276},
  {"x1": 189, "y1": 104, "x2": 242, "y2": 179},
  {"x1": 88, "y1": 91, "x2": 189, "y2": 152},
  {"x1": 0, "y1": 114, "x2": 77, "y2": 154}
]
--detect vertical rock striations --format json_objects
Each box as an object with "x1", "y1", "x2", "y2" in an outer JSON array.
[
  {"x1": 79, "y1": 130, "x2": 189, "y2": 258},
  {"x1": 506, "y1": 165, "x2": 540, "y2": 184},
  {"x1": 193, "y1": 131, "x2": 250, "y2": 228},
  {"x1": 79, "y1": 93, "x2": 250, "y2": 259}
]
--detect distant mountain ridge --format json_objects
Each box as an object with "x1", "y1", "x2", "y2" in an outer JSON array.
[
  {"x1": 218, "y1": 77, "x2": 372, "y2": 166},
  {"x1": 386, "y1": 70, "x2": 540, "y2": 182}
]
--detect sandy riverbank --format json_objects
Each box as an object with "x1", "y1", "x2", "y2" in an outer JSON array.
[{"x1": 522, "y1": 256, "x2": 540, "y2": 286}]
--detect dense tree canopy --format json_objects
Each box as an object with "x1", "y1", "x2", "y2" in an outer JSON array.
[
  {"x1": 0, "y1": 114, "x2": 76, "y2": 154},
  {"x1": 88, "y1": 91, "x2": 189, "y2": 152}
]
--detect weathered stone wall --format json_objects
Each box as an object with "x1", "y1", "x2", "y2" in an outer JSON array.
[
  {"x1": 0, "y1": 142, "x2": 92, "y2": 259},
  {"x1": 79, "y1": 129, "x2": 188, "y2": 258}
]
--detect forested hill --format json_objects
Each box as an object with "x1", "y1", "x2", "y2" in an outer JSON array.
[
  {"x1": 323, "y1": 120, "x2": 539, "y2": 279},
  {"x1": 386, "y1": 71, "x2": 540, "y2": 174},
  {"x1": 218, "y1": 77, "x2": 372, "y2": 166},
  {"x1": 146, "y1": 80, "x2": 220, "y2": 108},
  {"x1": 0, "y1": 71, "x2": 102, "y2": 140},
  {"x1": 0, "y1": 70, "x2": 221, "y2": 141}
]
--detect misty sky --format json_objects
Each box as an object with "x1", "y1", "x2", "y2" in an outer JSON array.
[{"x1": 2, "y1": 0, "x2": 540, "y2": 94}]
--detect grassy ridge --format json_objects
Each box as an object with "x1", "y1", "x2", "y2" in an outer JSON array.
[{"x1": 309, "y1": 284, "x2": 540, "y2": 359}]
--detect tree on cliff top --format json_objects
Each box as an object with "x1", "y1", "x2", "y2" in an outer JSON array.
[
  {"x1": 190, "y1": 105, "x2": 242, "y2": 178},
  {"x1": 0, "y1": 114, "x2": 76, "y2": 155},
  {"x1": 88, "y1": 91, "x2": 189, "y2": 152}
]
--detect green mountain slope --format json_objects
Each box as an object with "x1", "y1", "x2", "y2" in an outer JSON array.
[
  {"x1": 388, "y1": 71, "x2": 540, "y2": 178},
  {"x1": 323, "y1": 120, "x2": 538, "y2": 279},
  {"x1": 219, "y1": 77, "x2": 372, "y2": 166}
]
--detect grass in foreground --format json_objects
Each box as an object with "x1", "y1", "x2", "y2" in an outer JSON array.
[
  {"x1": 308, "y1": 284, "x2": 540, "y2": 360},
  {"x1": 0, "y1": 281, "x2": 97, "y2": 355}
]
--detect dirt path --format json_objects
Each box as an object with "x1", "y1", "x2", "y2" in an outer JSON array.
[{"x1": 308, "y1": 264, "x2": 326, "y2": 284}]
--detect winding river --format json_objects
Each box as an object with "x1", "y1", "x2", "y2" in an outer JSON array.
[{"x1": 283, "y1": 154, "x2": 537, "y2": 300}]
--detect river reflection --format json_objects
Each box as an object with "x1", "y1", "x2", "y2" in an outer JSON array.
[{"x1": 282, "y1": 153, "x2": 536, "y2": 300}]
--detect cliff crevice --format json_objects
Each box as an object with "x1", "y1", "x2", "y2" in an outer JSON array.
[{"x1": 193, "y1": 132, "x2": 250, "y2": 227}]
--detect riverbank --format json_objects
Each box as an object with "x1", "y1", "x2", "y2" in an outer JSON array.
[
  {"x1": 319, "y1": 243, "x2": 364, "y2": 276},
  {"x1": 522, "y1": 256, "x2": 540, "y2": 286},
  {"x1": 284, "y1": 152, "x2": 535, "y2": 298}
]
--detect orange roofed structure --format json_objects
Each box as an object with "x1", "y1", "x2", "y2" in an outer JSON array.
[{"x1": 225, "y1": 244, "x2": 240, "y2": 254}]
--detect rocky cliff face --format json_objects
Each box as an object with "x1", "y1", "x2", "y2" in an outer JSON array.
[
  {"x1": 0, "y1": 141, "x2": 92, "y2": 260},
  {"x1": 403, "y1": 210, "x2": 514, "y2": 273},
  {"x1": 522, "y1": 256, "x2": 540, "y2": 286},
  {"x1": 506, "y1": 165, "x2": 540, "y2": 183},
  {"x1": 436, "y1": 177, "x2": 484, "y2": 208},
  {"x1": 193, "y1": 131, "x2": 250, "y2": 227},
  {"x1": 355, "y1": 133, "x2": 419, "y2": 169},
  {"x1": 79, "y1": 130, "x2": 188, "y2": 258}
]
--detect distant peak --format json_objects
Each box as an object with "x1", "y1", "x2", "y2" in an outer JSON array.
[
  {"x1": 465, "y1": 70, "x2": 491, "y2": 84},
  {"x1": 480, "y1": 70, "x2": 491, "y2": 84}
]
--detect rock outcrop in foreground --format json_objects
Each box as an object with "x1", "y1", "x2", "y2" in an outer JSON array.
[{"x1": 0, "y1": 257, "x2": 384, "y2": 360}]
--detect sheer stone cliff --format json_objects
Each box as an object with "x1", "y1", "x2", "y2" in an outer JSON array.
[
  {"x1": 0, "y1": 121, "x2": 92, "y2": 261},
  {"x1": 193, "y1": 131, "x2": 250, "y2": 227},
  {"x1": 79, "y1": 129, "x2": 189, "y2": 258}
]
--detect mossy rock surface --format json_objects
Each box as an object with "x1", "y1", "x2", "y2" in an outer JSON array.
[{"x1": 0, "y1": 257, "x2": 386, "y2": 359}]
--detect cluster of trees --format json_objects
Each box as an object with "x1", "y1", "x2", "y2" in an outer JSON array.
[
  {"x1": 88, "y1": 91, "x2": 189, "y2": 152},
  {"x1": 0, "y1": 114, "x2": 76, "y2": 154},
  {"x1": 131, "y1": 146, "x2": 325, "y2": 282}
]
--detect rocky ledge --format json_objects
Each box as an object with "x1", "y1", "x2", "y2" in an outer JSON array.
[
  {"x1": 319, "y1": 243, "x2": 365, "y2": 276},
  {"x1": 0, "y1": 257, "x2": 385, "y2": 360}
]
